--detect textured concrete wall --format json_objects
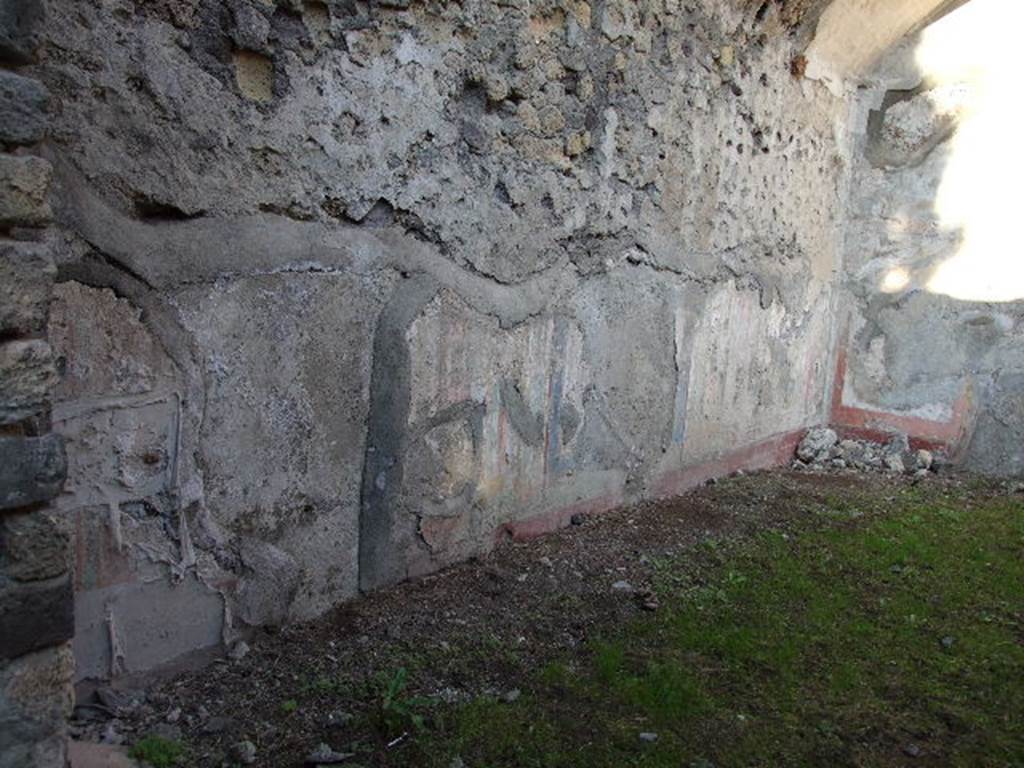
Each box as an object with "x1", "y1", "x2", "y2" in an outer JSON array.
[
  {"x1": 837, "y1": 0, "x2": 1024, "y2": 473},
  {"x1": 0, "y1": 2, "x2": 75, "y2": 765},
  {"x1": 26, "y1": 0, "x2": 853, "y2": 681}
]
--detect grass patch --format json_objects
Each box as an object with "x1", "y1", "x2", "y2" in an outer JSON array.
[
  {"x1": 129, "y1": 735, "x2": 185, "y2": 767},
  {"x1": 406, "y1": 489, "x2": 1023, "y2": 766}
]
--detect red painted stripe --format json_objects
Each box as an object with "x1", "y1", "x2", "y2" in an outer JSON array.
[{"x1": 497, "y1": 428, "x2": 806, "y2": 544}]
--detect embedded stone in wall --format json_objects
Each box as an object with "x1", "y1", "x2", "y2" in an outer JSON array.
[
  {"x1": 0, "y1": 242, "x2": 54, "y2": 335},
  {"x1": 0, "y1": 70, "x2": 48, "y2": 146},
  {"x1": 0, "y1": 153, "x2": 51, "y2": 227},
  {"x1": 229, "y1": 0, "x2": 271, "y2": 52},
  {"x1": 0, "y1": 434, "x2": 66, "y2": 510},
  {"x1": 0, "y1": 644, "x2": 74, "y2": 768},
  {"x1": 0, "y1": 0, "x2": 45, "y2": 64},
  {"x1": 0, "y1": 512, "x2": 68, "y2": 584},
  {"x1": 0, "y1": 575, "x2": 74, "y2": 660},
  {"x1": 233, "y1": 50, "x2": 274, "y2": 102},
  {"x1": 302, "y1": 1, "x2": 331, "y2": 47},
  {"x1": 233, "y1": 539, "x2": 302, "y2": 627},
  {"x1": 868, "y1": 83, "x2": 969, "y2": 168},
  {"x1": 0, "y1": 340, "x2": 58, "y2": 425}
]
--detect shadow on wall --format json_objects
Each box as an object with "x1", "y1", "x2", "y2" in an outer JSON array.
[{"x1": 836, "y1": 0, "x2": 1024, "y2": 474}]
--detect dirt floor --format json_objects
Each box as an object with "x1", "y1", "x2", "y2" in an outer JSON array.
[{"x1": 69, "y1": 468, "x2": 1024, "y2": 768}]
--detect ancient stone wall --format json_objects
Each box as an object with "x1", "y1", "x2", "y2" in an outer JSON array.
[
  {"x1": 836, "y1": 0, "x2": 1024, "y2": 472},
  {"x1": 22, "y1": 0, "x2": 851, "y2": 683},
  {"x1": 0, "y1": 2, "x2": 75, "y2": 765}
]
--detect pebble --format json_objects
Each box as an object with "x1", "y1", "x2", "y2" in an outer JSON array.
[
  {"x1": 570, "y1": 513, "x2": 585, "y2": 526},
  {"x1": 232, "y1": 740, "x2": 257, "y2": 765},
  {"x1": 501, "y1": 688, "x2": 521, "y2": 703},
  {"x1": 903, "y1": 743, "x2": 922, "y2": 758},
  {"x1": 95, "y1": 687, "x2": 134, "y2": 716},
  {"x1": 322, "y1": 710, "x2": 354, "y2": 730},
  {"x1": 940, "y1": 635, "x2": 955, "y2": 649},
  {"x1": 884, "y1": 454, "x2": 905, "y2": 474},
  {"x1": 201, "y1": 715, "x2": 234, "y2": 735},
  {"x1": 305, "y1": 742, "x2": 355, "y2": 764},
  {"x1": 228, "y1": 640, "x2": 251, "y2": 661},
  {"x1": 611, "y1": 580, "x2": 634, "y2": 593},
  {"x1": 165, "y1": 706, "x2": 181, "y2": 724},
  {"x1": 100, "y1": 721, "x2": 125, "y2": 745},
  {"x1": 449, "y1": 758, "x2": 466, "y2": 768},
  {"x1": 639, "y1": 732, "x2": 659, "y2": 743},
  {"x1": 539, "y1": 556, "x2": 553, "y2": 569}
]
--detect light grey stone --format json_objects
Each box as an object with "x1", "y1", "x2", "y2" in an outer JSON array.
[
  {"x1": 797, "y1": 427, "x2": 839, "y2": 463},
  {"x1": 0, "y1": 434, "x2": 66, "y2": 510},
  {"x1": 0, "y1": 241, "x2": 54, "y2": 335},
  {"x1": 0, "y1": 0, "x2": 45, "y2": 64},
  {"x1": 0, "y1": 154, "x2": 51, "y2": 227},
  {"x1": 0, "y1": 70, "x2": 48, "y2": 146}
]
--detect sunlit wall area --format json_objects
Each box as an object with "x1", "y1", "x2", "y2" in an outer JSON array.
[
  {"x1": 838, "y1": 0, "x2": 1024, "y2": 474},
  {"x1": 918, "y1": 0, "x2": 1024, "y2": 302}
]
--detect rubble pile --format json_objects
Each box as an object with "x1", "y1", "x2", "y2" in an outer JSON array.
[{"x1": 794, "y1": 427, "x2": 942, "y2": 475}]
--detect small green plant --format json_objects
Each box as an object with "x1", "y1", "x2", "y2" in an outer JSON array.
[
  {"x1": 305, "y1": 674, "x2": 342, "y2": 695},
  {"x1": 129, "y1": 735, "x2": 184, "y2": 768},
  {"x1": 373, "y1": 667, "x2": 427, "y2": 737},
  {"x1": 280, "y1": 698, "x2": 299, "y2": 714}
]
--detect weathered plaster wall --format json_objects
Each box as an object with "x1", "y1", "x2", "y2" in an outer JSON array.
[
  {"x1": 28, "y1": 0, "x2": 851, "y2": 681},
  {"x1": 836, "y1": 0, "x2": 1024, "y2": 473}
]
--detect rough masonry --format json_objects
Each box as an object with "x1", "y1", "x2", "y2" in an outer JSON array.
[{"x1": 0, "y1": 1, "x2": 75, "y2": 766}]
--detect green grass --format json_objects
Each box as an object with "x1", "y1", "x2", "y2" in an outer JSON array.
[
  {"x1": 129, "y1": 735, "x2": 185, "y2": 768},
  {"x1": 280, "y1": 698, "x2": 299, "y2": 714},
  {"x1": 407, "y1": 489, "x2": 1024, "y2": 767}
]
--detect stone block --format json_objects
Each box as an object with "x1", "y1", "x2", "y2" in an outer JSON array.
[
  {"x1": 0, "y1": 643, "x2": 73, "y2": 767},
  {"x1": 229, "y1": 0, "x2": 270, "y2": 51},
  {"x1": 0, "y1": 0, "x2": 45, "y2": 64},
  {"x1": 0, "y1": 70, "x2": 48, "y2": 147},
  {"x1": 0, "y1": 339, "x2": 57, "y2": 424},
  {"x1": 0, "y1": 511, "x2": 68, "y2": 581},
  {"x1": 0, "y1": 154, "x2": 52, "y2": 228},
  {"x1": 0, "y1": 575, "x2": 74, "y2": 659},
  {"x1": 0, "y1": 241, "x2": 54, "y2": 335},
  {"x1": 0, "y1": 434, "x2": 66, "y2": 510},
  {"x1": 233, "y1": 50, "x2": 273, "y2": 102}
]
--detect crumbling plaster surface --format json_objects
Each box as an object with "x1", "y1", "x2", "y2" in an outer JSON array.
[
  {"x1": 802, "y1": 0, "x2": 968, "y2": 90},
  {"x1": 838, "y1": 0, "x2": 1024, "y2": 474},
  {"x1": 32, "y1": 0, "x2": 851, "y2": 680}
]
